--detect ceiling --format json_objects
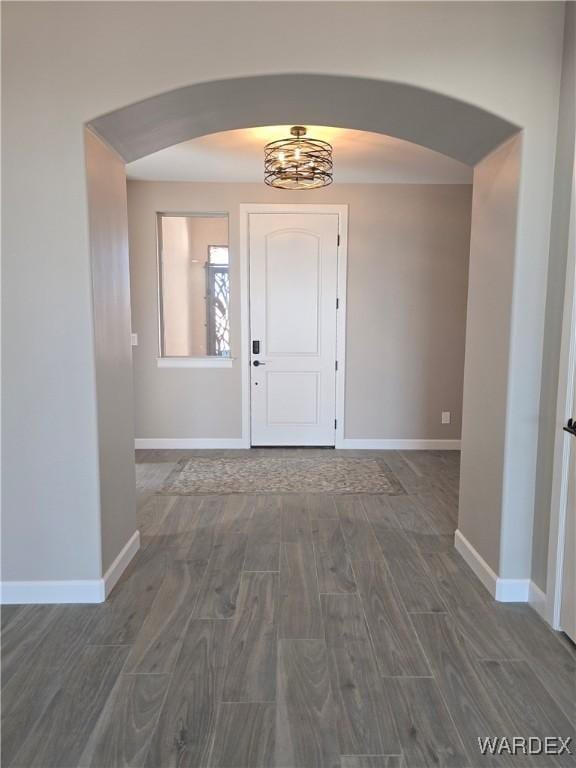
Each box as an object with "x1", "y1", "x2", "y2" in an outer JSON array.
[{"x1": 126, "y1": 126, "x2": 472, "y2": 184}]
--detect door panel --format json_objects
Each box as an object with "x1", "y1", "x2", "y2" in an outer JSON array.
[
  {"x1": 266, "y1": 231, "x2": 320, "y2": 356},
  {"x1": 267, "y1": 371, "x2": 319, "y2": 425},
  {"x1": 249, "y1": 212, "x2": 339, "y2": 446}
]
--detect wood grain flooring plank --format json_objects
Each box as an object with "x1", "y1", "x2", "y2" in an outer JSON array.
[
  {"x1": 313, "y1": 518, "x2": 357, "y2": 594},
  {"x1": 477, "y1": 659, "x2": 575, "y2": 767},
  {"x1": 410, "y1": 612, "x2": 520, "y2": 767},
  {"x1": 244, "y1": 495, "x2": 281, "y2": 571},
  {"x1": 175, "y1": 503, "x2": 226, "y2": 566},
  {"x1": 10, "y1": 450, "x2": 576, "y2": 768},
  {"x1": 155, "y1": 495, "x2": 205, "y2": 535},
  {"x1": 136, "y1": 462, "x2": 179, "y2": 492},
  {"x1": 281, "y1": 494, "x2": 314, "y2": 542},
  {"x1": 78, "y1": 674, "x2": 170, "y2": 768},
  {"x1": 145, "y1": 619, "x2": 230, "y2": 768},
  {"x1": 173, "y1": 525, "x2": 219, "y2": 566},
  {"x1": 124, "y1": 560, "x2": 206, "y2": 674},
  {"x1": 10, "y1": 645, "x2": 129, "y2": 768},
  {"x1": 1, "y1": 605, "x2": 59, "y2": 685},
  {"x1": 211, "y1": 702, "x2": 275, "y2": 767},
  {"x1": 340, "y1": 758, "x2": 403, "y2": 768},
  {"x1": 137, "y1": 494, "x2": 178, "y2": 537},
  {"x1": 279, "y1": 541, "x2": 323, "y2": 640},
  {"x1": 364, "y1": 519, "x2": 415, "y2": 562},
  {"x1": 2, "y1": 664, "x2": 63, "y2": 767},
  {"x1": 305, "y1": 494, "x2": 340, "y2": 521},
  {"x1": 90, "y1": 539, "x2": 168, "y2": 645},
  {"x1": 0, "y1": 605, "x2": 22, "y2": 631},
  {"x1": 485, "y1": 604, "x2": 576, "y2": 723},
  {"x1": 136, "y1": 464, "x2": 179, "y2": 514},
  {"x1": 384, "y1": 677, "x2": 468, "y2": 767},
  {"x1": 408, "y1": 532, "x2": 455, "y2": 554},
  {"x1": 353, "y1": 560, "x2": 430, "y2": 677},
  {"x1": 327, "y1": 641, "x2": 400, "y2": 756},
  {"x1": 385, "y1": 552, "x2": 447, "y2": 613},
  {"x1": 421, "y1": 550, "x2": 491, "y2": 608},
  {"x1": 275, "y1": 639, "x2": 341, "y2": 768},
  {"x1": 362, "y1": 494, "x2": 402, "y2": 531},
  {"x1": 385, "y1": 494, "x2": 440, "y2": 535},
  {"x1": 422, "y1": 551, "x2": 521, "y2": 660},
  {"x1": 321, "y1": 594, "x2": 369, "y2": 647},
  {"x1": 194, "y1": 534, "x2": 247, "y2": 619},
  {"x1": 380, "y1": 453, "x2": 431, "y2": 494},
  {"x1": 222, "y1": 571, "x2": 278, "y2": 703},
  {"x1": 413, "y1": 492, "x2": 456, "y2": 534},
  {"x1": 1, "y1": 603, "x2": 98, "y2": 684},
  {"x1": 218, "y1": 494, "x2": 254, "y2": 535},
  {"x1": 195, "y1": 494, "x2": 226, "y2": 525},
  {"x1": 336, "y1": 496, "x2": 382, "y2": 561}
]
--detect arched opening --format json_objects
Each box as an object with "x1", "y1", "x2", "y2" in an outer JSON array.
[
  {"x1": 84, "y1": 73, "x2": 525, "y2": 603},
  {"x1": 89, "y1": 73, "x2": 518, "y2": 163}
]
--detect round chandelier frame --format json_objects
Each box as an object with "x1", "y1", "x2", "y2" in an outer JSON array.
[{"x1": 264, "y1": 126, "x2": 333, "y2": 190}]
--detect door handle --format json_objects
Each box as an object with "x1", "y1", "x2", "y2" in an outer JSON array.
[
  {"x1": 253, "y1": 360, "x2": 266, "y2": 367},
  {"x1": 564, "y1": 418, "x2": 576, "y2": 438}
]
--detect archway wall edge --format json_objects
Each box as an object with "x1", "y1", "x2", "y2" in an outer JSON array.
[{"x1": 88, "y1": 74, "x2": 520, "y2": 166}]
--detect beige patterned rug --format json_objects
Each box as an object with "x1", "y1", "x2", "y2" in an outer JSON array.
[{"x1": 161, "y1": 456, "x2": 404, "y2": 495}]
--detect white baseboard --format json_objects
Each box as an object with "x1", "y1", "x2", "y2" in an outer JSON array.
[
  {"x1": 103, "y1": 530, "x2": 140, "y2": 598},
  {"x1": 1, "y1": 579, "x2": 106, "y2": 605},
  {"x1": 528, "y1": 580, "x2": 547, "y2": 620},
  {"x1": 454, "y1": 528, "x2": 499, "y2": 597},
  {"x1": 0, "y1": 530, "x2": 140, "y2": 605},
  {"x1": 135, "y1": 438, "x2": 249, "y2": 449},
  {"x1": 494, "y1": 578, "x2": 531, "y2": 602},
  {"x1": 454, "y1": 529, "x2": 531, "y2": 602},
  {"x1": 337, "y1": 439, "x2": 461, "y2": 450},
  {"x1": 136, "y1": 438, "x2": 460, "y2": 451}
]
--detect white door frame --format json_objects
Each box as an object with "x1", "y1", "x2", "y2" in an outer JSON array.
[
  {"x1": 239, "y1": 203, "x2": 349, "y2": 448},
  {"x1": 545, "y1": 163, "x2": 576, "y2": 629}
]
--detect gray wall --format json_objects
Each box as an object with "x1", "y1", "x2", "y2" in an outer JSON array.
[
  {"x1": 532, "y1": 1, "x2": 576, "y2": 591},
  {"x1": 128, "y1": 182, "x2": 472, "y2": 442},
  {"x1": 459, "y1": 136, "x2": 521, "y2": 574},
  {"x1": 1, "y1": 1, "x2": 566, "y2": 586},
  {"x1": 86, "y1": 130, "x2": 138, "y2": 573}
]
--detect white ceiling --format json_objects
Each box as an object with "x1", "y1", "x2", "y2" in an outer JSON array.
[{"x1": 126, "y1": 126, "x2": 472, "y2": 185}]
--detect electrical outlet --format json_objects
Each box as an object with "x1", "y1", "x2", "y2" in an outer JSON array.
[
  {"x1": 131, "y1": 333, "x2": 138, "y2": 347},
  {"x1": 441, "y1": 411, "x2": 451, "y2": 425}
]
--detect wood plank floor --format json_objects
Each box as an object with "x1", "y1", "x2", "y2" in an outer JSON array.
[{"x1": 2, "y1": 449, "x2": 575, "y2": 767}]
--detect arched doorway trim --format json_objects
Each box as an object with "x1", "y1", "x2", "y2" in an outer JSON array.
[{"x1": 89, "y1": 73, "x2": 519, "y2": 165}]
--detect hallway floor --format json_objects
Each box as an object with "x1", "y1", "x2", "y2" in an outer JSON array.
[{"x1": 2, "y1": 450, "x2": 575, "y2": 767}]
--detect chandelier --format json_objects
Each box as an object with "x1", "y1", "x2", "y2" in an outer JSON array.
[{"x1": 264, "y1": 126, "x2": 333, "y2": 189}]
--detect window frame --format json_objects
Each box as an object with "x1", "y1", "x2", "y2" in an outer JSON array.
[{"x1": 155, "y1": 212, "x2": 233, "y2": 367}]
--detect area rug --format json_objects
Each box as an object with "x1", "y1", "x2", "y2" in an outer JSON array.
[{"x1": 161, "y1": 456, "x2": 404, "y2": 495}]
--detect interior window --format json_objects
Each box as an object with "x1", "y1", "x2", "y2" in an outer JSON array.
[{"x1": 158, "y1": 213, "x2": 230, "y2": 358}]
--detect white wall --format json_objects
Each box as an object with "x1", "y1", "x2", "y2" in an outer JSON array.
[
  {"x1": 86, "y1": 130, "x2": 138, "y2": 574},
  {"x1": 1, "y1": 1, "x2": 566, "y2": 589},
  {"x1": 533, "y1": 1, "x2": 576, "y2": 591},
  {"x1": 459, "y1": 136, "x2": 521, "y2": 574},
  {"x1": 128, "y1": 181, "x2": 471, "y2": 443}
]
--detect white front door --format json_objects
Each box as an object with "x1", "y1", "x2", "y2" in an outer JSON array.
[{"x1": 248, "y1": 211, "x2": 340, "y2": 446}]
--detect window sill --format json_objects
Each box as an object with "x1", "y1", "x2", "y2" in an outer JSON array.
[{"x1": 157, "y1": 357, "x2": 234, "y2": 369}]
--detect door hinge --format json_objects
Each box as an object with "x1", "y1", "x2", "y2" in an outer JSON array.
[
  {"x1": 336, "y1": 298, "x2": 340, "y2": 310},
  {"x1": 337, "y1": 233, "x2": 341, "y2": 246},
  {"x1": 335, "y1": 360, "x2": 338, "y2": 371},
  {"x1": 334, "y1": 418, "x2": 338, "y2": 430}
]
